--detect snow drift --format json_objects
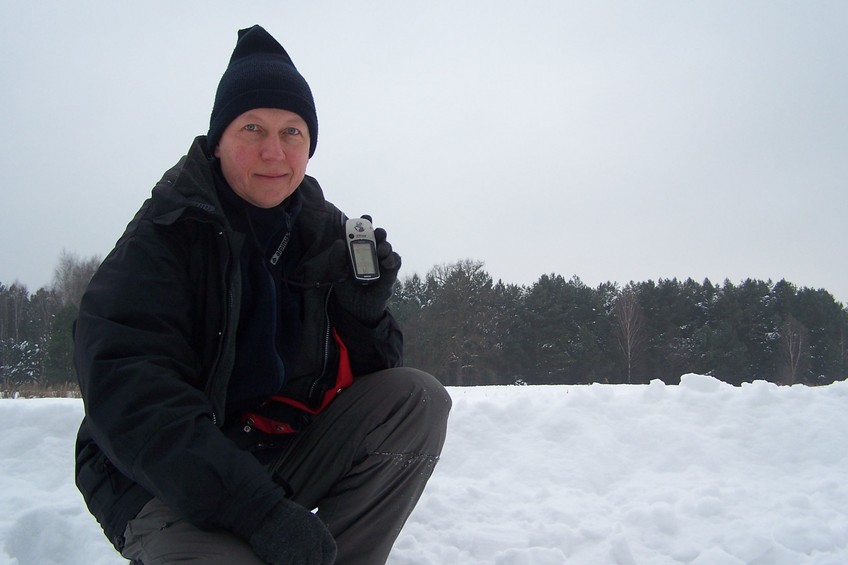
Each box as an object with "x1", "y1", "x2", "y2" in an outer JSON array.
[{"x1": 1, "y1": 374, "x2": 846, "y2": 564}]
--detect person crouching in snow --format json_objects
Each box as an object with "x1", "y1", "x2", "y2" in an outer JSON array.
[{"x1": 73, "y1": 24, "x2": 451, "y2": 565}]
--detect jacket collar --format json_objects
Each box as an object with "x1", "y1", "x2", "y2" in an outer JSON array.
[{"x1": 150, "y1": 136, "x2": 228, "y2": 227}]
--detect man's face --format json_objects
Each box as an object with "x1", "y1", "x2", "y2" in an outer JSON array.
[{"x1": 214, "y1": 108, "x2": 310, "y2": 208}]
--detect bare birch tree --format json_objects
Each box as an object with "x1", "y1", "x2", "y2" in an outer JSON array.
[
  {"x1": 613, "y1": 286, "x2": 646, "y2": 384},
  {"x1": 778, "y1": 315, "x2": 809, "y2": 385},
  {"x1": 52, "y1": 250, "x2": 101, "y2": 307}
]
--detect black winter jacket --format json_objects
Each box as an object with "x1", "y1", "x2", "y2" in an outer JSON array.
[{"x1": 74, "y1": 136, "x2": 403, "y2": 550}]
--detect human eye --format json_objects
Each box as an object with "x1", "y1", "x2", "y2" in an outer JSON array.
[
  {"x1": 284, "y1": 127, "x2": 301, "y2": 136},
  {"x1": 243, "y1": 123, "x2": 260, "y2": 133}
]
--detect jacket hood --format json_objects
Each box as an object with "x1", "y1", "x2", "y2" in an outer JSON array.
[{"x1": 148, "y1": 136, "x2": 228, "y2": 228}]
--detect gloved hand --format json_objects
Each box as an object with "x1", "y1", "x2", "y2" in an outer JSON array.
[
  {"x1": 332, "y1": 216, "x2": 402, "y2": 324},
  {"x1": 248, "y1": 499, "x2": 337, "y2": 565}
]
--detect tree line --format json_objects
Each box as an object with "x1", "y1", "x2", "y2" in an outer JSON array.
[
  {"x1": 0, "y1": 252, "x2": 100, "y2": 390},
  {"x1": 2, "y1": 255, "x2": 846, "y2": 391},
  {"x1": 391, "y1": 259, "x2": 848, "y2": 387}
]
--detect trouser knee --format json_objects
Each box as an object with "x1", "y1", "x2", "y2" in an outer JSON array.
[
  {"x1": 388, "y1": 367, "x2": 451, "y2": 423},
  {"x1": 361, "y1": 367, "x2": 452, "y2": 456},
  {"x1": 387, "y1": 367, "x2": 451, "y2": 415}
]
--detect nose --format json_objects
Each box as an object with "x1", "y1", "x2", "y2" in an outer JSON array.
[{"x1": 261, "y1": 135, "x2": 286, "y2": 161}]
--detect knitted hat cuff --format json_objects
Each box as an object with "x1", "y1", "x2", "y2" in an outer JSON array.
[{"x1": 208, "y1": 89, "x2": 318, "y2": 156}]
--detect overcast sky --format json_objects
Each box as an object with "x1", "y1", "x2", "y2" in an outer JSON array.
[{"x1": 3, "y1": 1, "x2": 846, "y2": 304}]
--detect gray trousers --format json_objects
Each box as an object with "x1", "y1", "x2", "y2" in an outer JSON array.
[{"x1": 121, "y1": 368, "x2": 451, "y2": 565}]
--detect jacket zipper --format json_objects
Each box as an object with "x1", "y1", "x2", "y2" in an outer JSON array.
[
  {"x1": 307, "y1": 210, "x2": 346, "y2": 400},
  {"x1": 269, "y1": 210, "x2": 294, "y2": 266},
  {"x1": 269, "y1": 232, "x2": 290, "y2": 266},
  {"x1": 308, "y1": 285, "x2": 334, "y2": 401},
  {"x1": 206, "y1": 227, "x2": 235, "y2": 426}
]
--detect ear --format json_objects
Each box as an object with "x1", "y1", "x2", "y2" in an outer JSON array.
[{"x1": 214, "y1": 144, "x2": 221, "y2": 158}]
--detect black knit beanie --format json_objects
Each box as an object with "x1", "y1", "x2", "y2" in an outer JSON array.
[{"x1": 208, "y1": 25, "x2": 318, "y2": 157}]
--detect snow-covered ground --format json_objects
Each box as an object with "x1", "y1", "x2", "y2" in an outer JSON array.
[{"x1": 1, "y1": 374, "x2": 846, "y2": 564}]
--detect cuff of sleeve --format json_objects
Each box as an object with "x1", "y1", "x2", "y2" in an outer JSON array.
[{"x1": 229, "y1": 485, "x2": 288, "y2": 542}]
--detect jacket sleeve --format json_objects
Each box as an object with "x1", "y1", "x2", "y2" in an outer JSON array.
[
  {"x1": 330, "y1": 301, "x2": 404, "y2": 376},
  {"x1": 75, "y1": 220, "x2": 284, "y2": 541},
  {"x1": 294, "y1": 180, "x2": 404, "y2": 377}
]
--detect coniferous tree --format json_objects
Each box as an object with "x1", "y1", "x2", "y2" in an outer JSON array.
[
  {"x1": 791, "y1": 287, "x2": 846, "y2": 384},
  {"x1": 733, "y1": 278, "x2": 779, "y2": 382},
  {"x1": 701, "y1": 281, "x2": 753, "y2": 384},
  {"x1": 516, "y1": 274, "x2": 575, "y2": 384},
  {"x1": 516, "y1": 275, "x2": 611, "y2": 384},
  {"x1": 44, "y1": 303, "x2": 78, "y2": 386},
  {"x1": 634, "y1": 278, "x2": 691, "y2": 380},
  {"x1": 0, "y1": 283, "x2": 39, "y2": 387},
  {"x1": 491, "y1": 280, "x2": 529, "y2": 384},
  {"x1": 407, "y1": 260, "x2": 497, "y2": 386}
]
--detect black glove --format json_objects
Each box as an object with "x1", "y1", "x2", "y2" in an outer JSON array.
[
  {"x1": 332, "y1": 217, "x2": 402, "y2": 324},
  {"x1": 248, "y1": 499, "x2": 337, "y2": 565}
]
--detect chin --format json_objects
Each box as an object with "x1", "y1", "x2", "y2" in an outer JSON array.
[{"x1": 262, "y1": 192, "x2": 295, "y2": 208}]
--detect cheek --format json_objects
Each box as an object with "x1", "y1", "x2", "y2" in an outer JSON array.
[
  {"x1": 225, "y1": 148, "x2": 253, "y2": 175},
  {"x1": 218, "y1": 148, "x2": 253, "y2": 191},
  {"x1": 293, "y1": 152, "x2": 310, "y2": 173}
]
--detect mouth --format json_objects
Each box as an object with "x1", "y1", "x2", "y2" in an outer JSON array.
[{"x1": 255, "y1": 172, "x2": 289, "y2": 181}]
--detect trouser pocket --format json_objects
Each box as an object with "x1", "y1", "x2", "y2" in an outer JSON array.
[{"x1": 121, "y1": 498, "x2": 185, "y2": 561}]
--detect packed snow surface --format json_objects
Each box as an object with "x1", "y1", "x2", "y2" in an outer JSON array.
[{"x1": 1, "y1": 374, "x2": 847, "y2": 564}]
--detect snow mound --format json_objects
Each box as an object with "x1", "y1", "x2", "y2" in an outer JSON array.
[{"x1": 2, "y1": 378, "x2": 847, "y2": 564}]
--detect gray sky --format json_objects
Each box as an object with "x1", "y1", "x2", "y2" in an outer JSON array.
[{"x1": 3, "y1": 1, "x2": 847, "y2": 304}]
